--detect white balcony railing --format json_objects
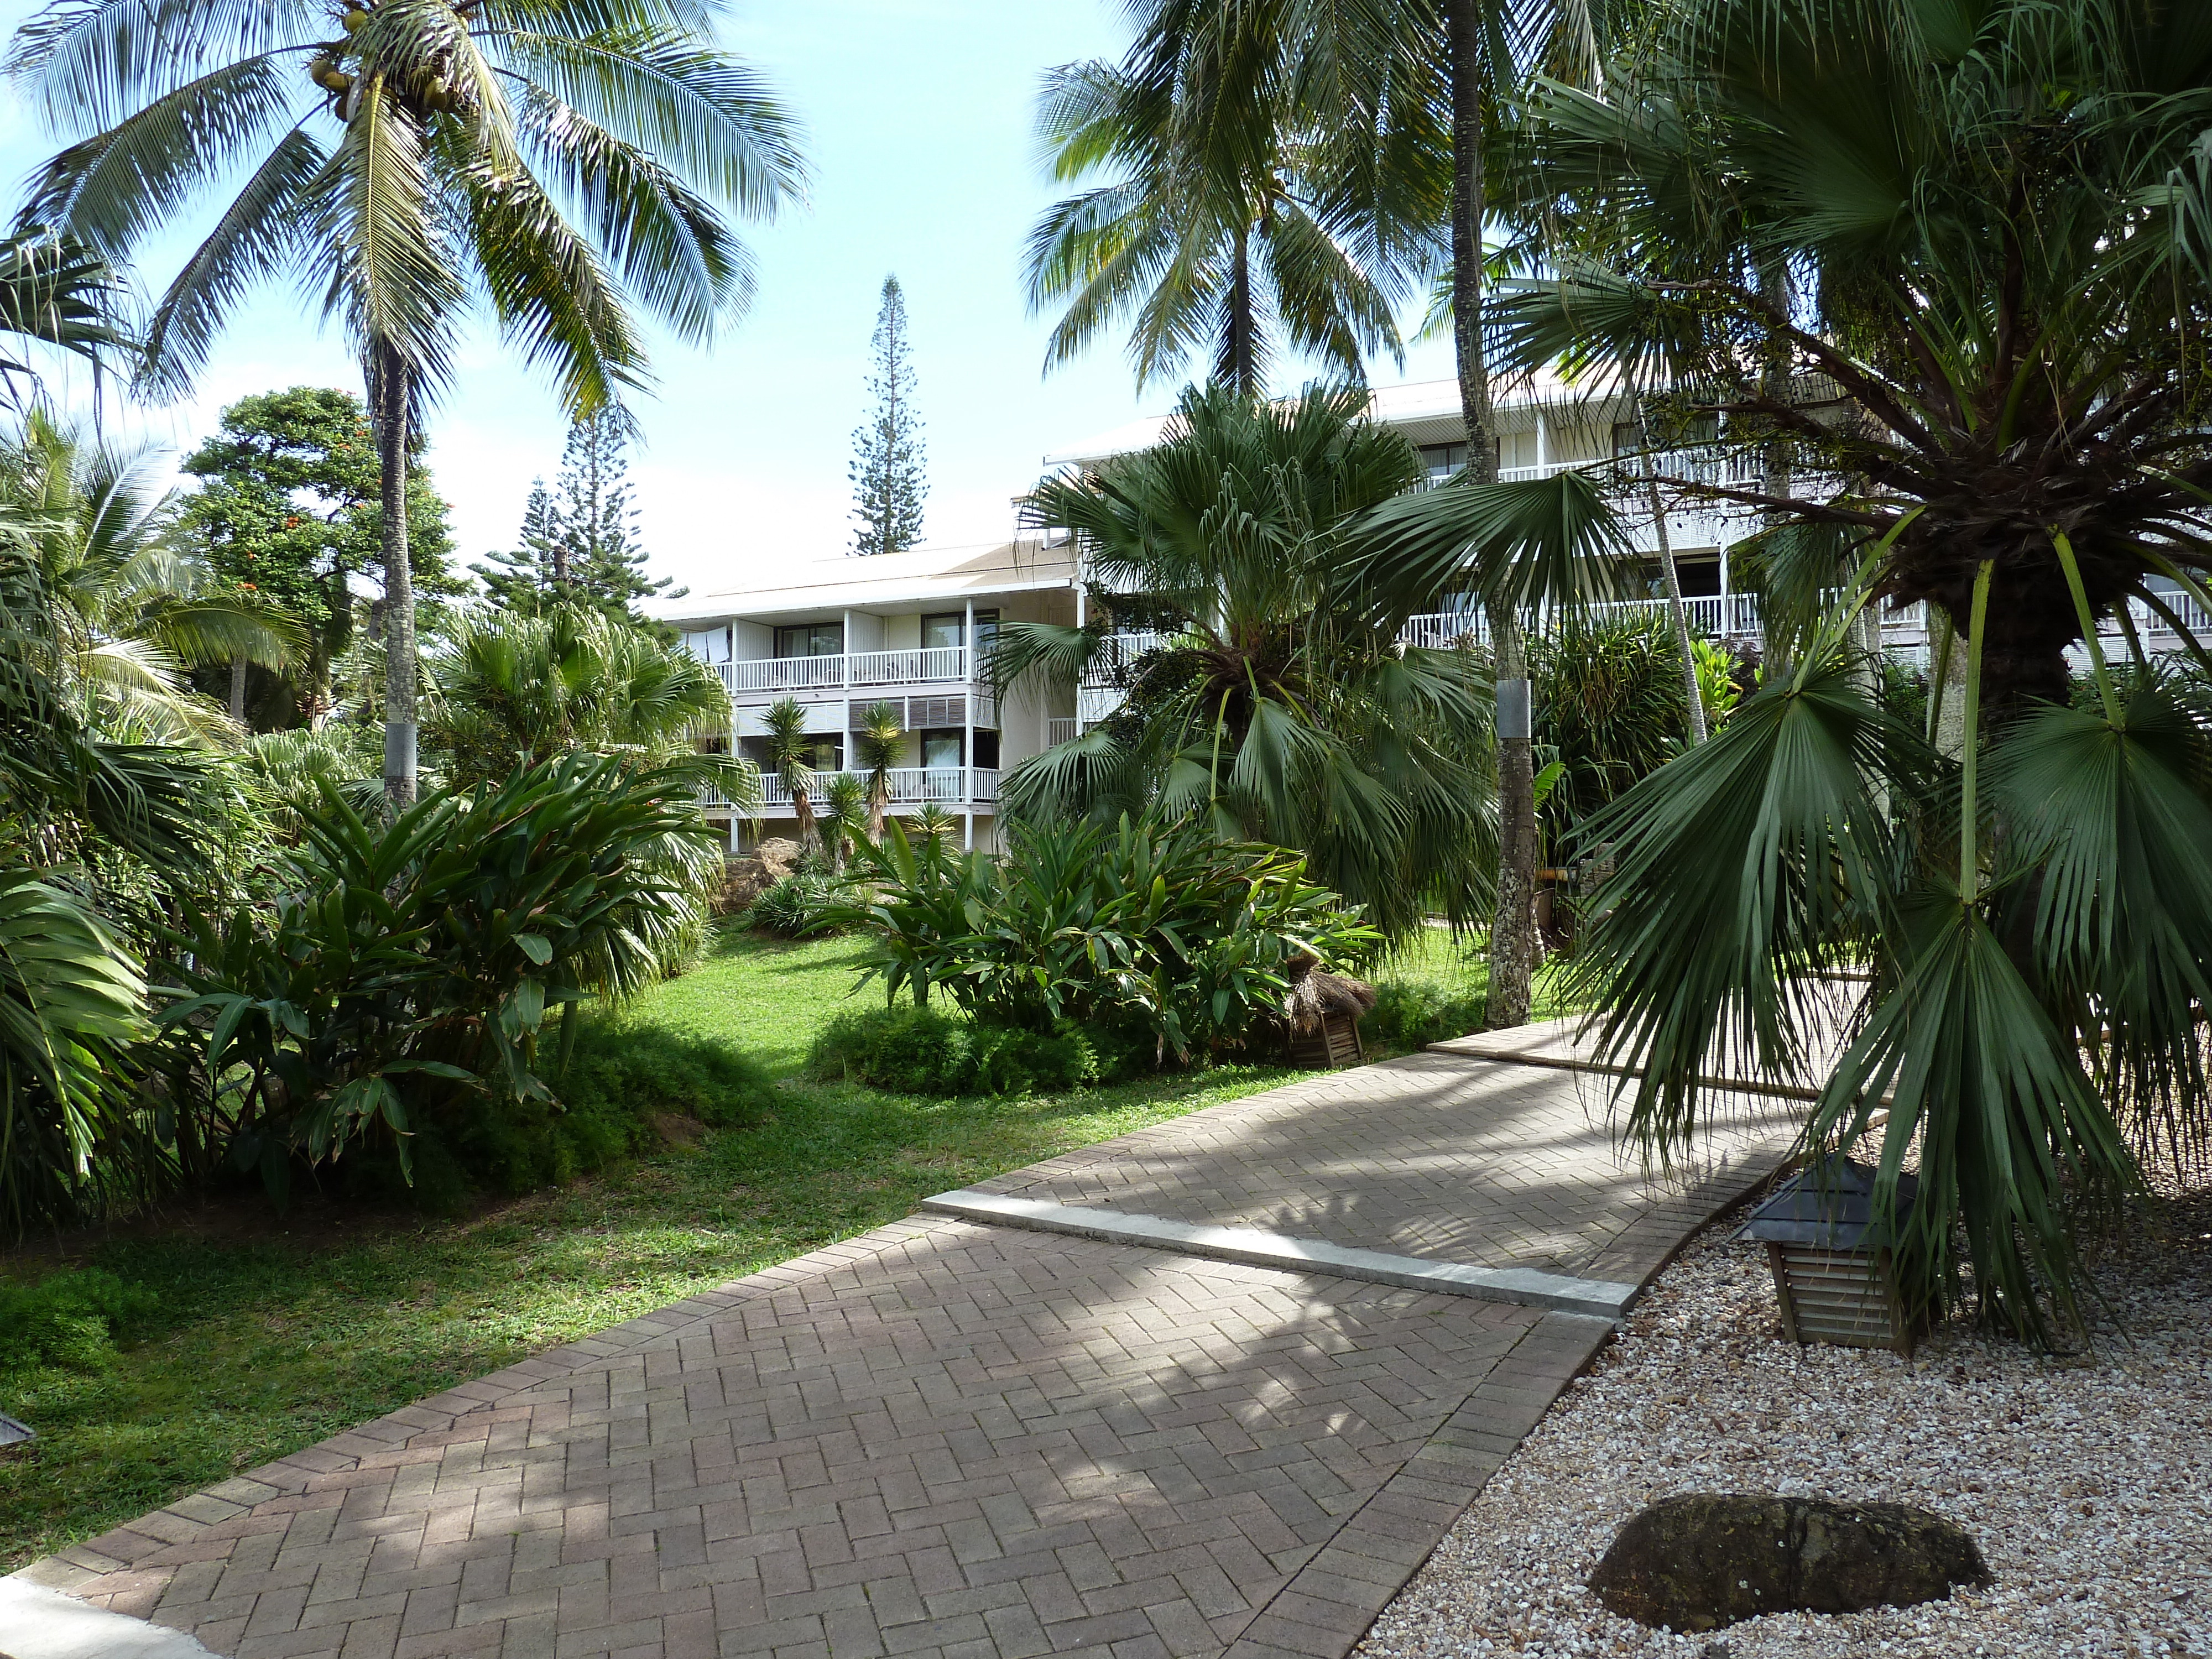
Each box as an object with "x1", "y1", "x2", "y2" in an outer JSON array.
[
  {"x1": 1080, "y1": 632, "x2": 1168, "y2": 687},
  {"x1": 1046, "y1": 717, "x2": 1079, "y2": 745},
  {"x1": 757, "y1": 767, "x2": 999, "y2": 808},
  {"x1": 718, "y1": 646, "x2": 973, "y2": 697}
]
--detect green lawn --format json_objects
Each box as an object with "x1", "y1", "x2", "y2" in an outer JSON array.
[{"x1": 0, "y1": 926, "x2": 1317, "y2": 1569}]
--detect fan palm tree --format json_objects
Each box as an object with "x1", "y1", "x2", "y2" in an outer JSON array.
[
  {"x1": 759, "y1": 695, "x2": 819, "y2": 849},
  {"x1": 1462, "y1": 0, "x2": 2212, "y2": 1339},
  {"x1": 427, "y1": 603, "x2": 755, "y2": 808},
  {"x1": 852, "y1": 698, "x2": 904, "y2": 845},
  {"x1": 10, "y1": 0, "x2": 805, "y2": 810},
  {"x1": 0, "y1": 411, "x2": 301, "y2": 745},
  {"x1": 997, "y1": 383, "x2": 1498, "y2": 941},
  {"x1": 1025, "y1": 10, "x2": 1435, "y2": 393}
]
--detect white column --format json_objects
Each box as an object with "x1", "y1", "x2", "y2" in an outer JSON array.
[
  {"x1": 963, "y1": 810, "x2": 974, "y2": 852},
  {"x1": 1535, "y1": 412, "x2": 1548, "y2": 472},
  {"x1": 963, "y1": 597, "x2": 976, "y2": 782}
]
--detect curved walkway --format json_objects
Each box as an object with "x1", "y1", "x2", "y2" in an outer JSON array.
[{"x1": 11, "y1": 1026, "x2": 1805, "y2": 1659}]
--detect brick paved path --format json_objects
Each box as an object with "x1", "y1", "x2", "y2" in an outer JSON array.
[{"x1": 18, "y1": 1046, "x2": 1805, "y2": 1659}]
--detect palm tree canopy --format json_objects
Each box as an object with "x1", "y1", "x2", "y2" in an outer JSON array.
[
  {"x1": 1489, "y1": 0, "x2": 2212, "y2": 712},
  {"x1": 0, "y1": 411, "x2": 302, "y2": 745},
  {"x1": 427, "y1": 602, "x2": 754, "y2": 800},
  {"x1": 0, "y1": 228, "x2": 133, "y2": 410},
  {"x1": 999, "y1": 383, "x2": 1496, "y2": 940},
  {"x1": 1025, "y1": 4, "x2": 1438, "y2": 392},
  {"x1": 11, "y1": 0, "x2": 807, "y2": 414}
]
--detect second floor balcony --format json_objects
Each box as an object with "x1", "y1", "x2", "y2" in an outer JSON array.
[
  {"x1": 759, "y1": 765, "x2": 1000, "y2": 808},
  {"x1": 715, "y1": 644, "x2": 979, "y2": 697}
]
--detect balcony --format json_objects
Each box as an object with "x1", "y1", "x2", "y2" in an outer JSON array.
[
  {"x1": 716, "y1": 645, "x2": 975, "y2": 697},
  {"x1": 757, "y1": 767, "x2": 1000, "y2": 809}
]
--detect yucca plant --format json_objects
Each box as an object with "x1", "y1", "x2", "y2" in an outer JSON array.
[
  {"x1": 759, "y1": 695, "x2": 818, "y2": 848},
  {"x1": 851, "y1": 698, "x2": 903, "y2": 844},
  {"x1": 11, "y1": 0, "x2": 805, "y2": 808},
  {"x1": 817, "y1": 772, "x2": 867, "y2": 872}
]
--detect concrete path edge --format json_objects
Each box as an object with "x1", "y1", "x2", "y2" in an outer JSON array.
[{"x1": 920, "y1": 1188, "x2": 1640, "y2": 1319}]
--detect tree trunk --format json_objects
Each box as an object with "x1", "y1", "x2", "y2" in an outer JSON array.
[
  {"x1": 867, "y1": 783, "x2": 886, "y2": 846},
  {"x1": 1635, "y1": 403, "x2": 1708, "y2": 744},
  {"x1": 371, "y1": 340, "x2": 419, "y2": 813},
  {"x1": 1229, "y1": 229, "x2": 1256, "y2": 395},
  {"x1": 1443, "y1": 0, "x2": 1532, "y2": 1027},
  {"x1": 228, "y1": 653, "x2": 248, "y2": 727}
]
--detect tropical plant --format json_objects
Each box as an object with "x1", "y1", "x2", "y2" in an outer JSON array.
[
  {"x1": 807, "y1": 1005, "x2": 1097, "y2": 1096},
  {"x1": 12, "y1": 0, "x2": 805, "y2": 808},
  {"x1": 1024, "y1": 12, "x2": 1436, "y2": 393},
  {"x1": 1506, "y1": 0, "x2": 2212, "y2": 1340},
  {"x1": 1530, "y1": 610, "x2": 1692, "y2": 846},
  {"x1": 832, "y1": 812, "x2": 1380, "y2": 1068},
  {"x1": 0, "y1": 227, "x2": 131, "y2": 410},
  {"x1": 426, "y1": 604, "x2": 753, "y2": 802},
  {"x1": 759, "y1": 695, "x2": 819, "y2": 847},
  {"x1": 3, "y1": 411, "x2": 302, "y2": 744},
  {"x1": 999, "y1": 383, "x2": 1498, "y2": 940},
  {"x1": 816, "y1": 771, "x2": 867, "y2": 871},
  {"x1": 152, "y1": 753, "x2": 724, "y2": 1201},
  {"x1": 851, "y1": 698, "x2": 903, "y2": 844}
]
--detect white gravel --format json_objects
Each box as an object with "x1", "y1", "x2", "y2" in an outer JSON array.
[{"x1": 1362, "y1": 1178, "x2": 2212, "y2": 1659}]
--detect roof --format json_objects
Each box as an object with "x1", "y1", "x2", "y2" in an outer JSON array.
[
  {"x1": 659, "y1": 537, "x2": 1080, "y2": 627},
  {"x1": 1041, "y1": 368, "x2": 1609, "y2": 468}
]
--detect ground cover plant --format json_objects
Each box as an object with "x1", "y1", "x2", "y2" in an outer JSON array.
[{"x1": 0, "y1": 925, "x2": 1300, "y2": 1569}]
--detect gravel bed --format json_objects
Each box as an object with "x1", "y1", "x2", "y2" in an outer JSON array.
[{"x1": 1363, "y1": 1180, "x2": 2212, "y2": 1659}]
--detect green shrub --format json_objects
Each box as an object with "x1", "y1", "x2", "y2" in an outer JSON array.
[
  {"x1": 744, "y1": 873, "x2": 840, "y2": 937},
  {"x1": 150, "y1": 754, "x2": 725, "y2": 1207},
  {"x1": 1364, "y1": 980, "x2": 1487, "y2": 1052},
  {"x1": 807, "y1": 1006, "x2": 1098, "y2": 1095},
  {"x1": 831, "y1": 813, "x2": 1379, "y2": 1069},
  {"x1": 0, "y1": 1268, "x2": 157, "y2": 1374}
]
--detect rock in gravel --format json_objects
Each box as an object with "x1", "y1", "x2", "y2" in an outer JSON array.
[{"x1": 1589, "y1": 1493, "x2": 1992, "y2": 1631}]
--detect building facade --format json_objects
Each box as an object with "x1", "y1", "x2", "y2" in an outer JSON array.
[{"x1": 672, "y1": 376, "x2": 2210, "y2": 849}]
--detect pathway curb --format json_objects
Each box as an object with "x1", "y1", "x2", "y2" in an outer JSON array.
[{"x1": 920, "y1": 1188, "x2": 1640, "y2": 1319}]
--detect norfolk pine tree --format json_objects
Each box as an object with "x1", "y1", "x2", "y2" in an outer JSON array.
[
  {"x1": 471, "y1": 479, "x2": 560, "y2": 617},
  {"x1": 849, "y1": 276, "x2": 927, "y2": 556}
]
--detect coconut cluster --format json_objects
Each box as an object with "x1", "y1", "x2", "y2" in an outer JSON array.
[{"x1": 306, "y1": 6, "x2": 467, "y2": 118}]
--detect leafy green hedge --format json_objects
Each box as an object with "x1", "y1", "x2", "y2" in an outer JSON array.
[
  {"x1": 806, "y1": 1006, "x2": 1098, "y2": 1096},
  {"x1": 0, "y1": 1269, "x2": 157, "y2": 1376}
]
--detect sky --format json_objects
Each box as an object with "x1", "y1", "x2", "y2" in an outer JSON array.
[{"x1": 0, "y1": 0, "x2": 1457, "y2": 604}]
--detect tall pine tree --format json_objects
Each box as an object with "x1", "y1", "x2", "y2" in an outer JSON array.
[
  {"x1": 849, "y1": 275, "x2": 927, "y2": 555},
  {"x1": 470, "y1": 478, "x2": 561, "y2": 615}
]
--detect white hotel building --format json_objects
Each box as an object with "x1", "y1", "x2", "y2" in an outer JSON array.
[{"x1": 670, "y1": 378, "x2": 2211, "y2": 852}]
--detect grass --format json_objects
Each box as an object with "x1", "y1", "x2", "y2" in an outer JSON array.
[{"x1": 0, "y1": 926, "x2": 1301, "y2": 1569}]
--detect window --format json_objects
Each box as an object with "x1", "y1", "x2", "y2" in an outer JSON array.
[
  {"x1": 920, "y1": 729, "x2": 963, "y2": 770},
  {"x1": 971, "y1": 729, "x2": 1000, "y2": 769},
  {"x1": 921, "y1": 613, "x2": 964, "y2": 650},
  {"x1": 972, "y1": 609, "x2": 1000, "y2": 649},
  {"x1": 1418, "y1": 443, "x2": 1465, "y2": 488},
  {"x1": 681, "y1": 625, "x2": 731, "y2": 664},
  {"x1": 741, "y1": 734, "x2": 842, "y2": 771},
  {"x1": 774, "y1": 622, "x2": 843, "y2": 659}
]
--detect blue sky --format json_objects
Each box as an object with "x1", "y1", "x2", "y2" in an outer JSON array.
[{"x1": 1, "y1": 0, "x2": 1454, "y2": 599}]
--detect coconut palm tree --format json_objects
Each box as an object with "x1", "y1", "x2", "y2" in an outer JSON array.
[
  {"x1": 0, "y1": 227, "x2": 131, "y2": 411},
  {"x1": 759, "y1": 695, "x2": 819, "y2": 849},
  {"x1": 1025, "y1": 11, "x2": 1434, "y2": 393},
  {"x1": 1459, "y1": 0, "x2": 2212, "y2": 1339},
  {"x1": 10, "y1": 0, "x2": 805, "y2": 810},
  {"x1": 0, "y1": 411, "x2": 301, "y2": 745},
  {"x1": 997, "y1": 383, "x2": 1499, "y2": 941},
  {"x1": 851, "y1": 698, "x2": 903, "y2": 845}
]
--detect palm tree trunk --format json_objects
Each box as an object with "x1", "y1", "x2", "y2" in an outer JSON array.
[
  {"x1": 1635, "y1": 401, "x2": 1708, "y2": 744},
  {"x1": 1230, "y1": 229, "x2": 1256, "y2": 394},
  {"x1": 371, "y1": 340, "x2": 418, "y2": 813},
  {"x1": 1444, "y1": 0, "x2": 1533, "y2": 1028},
  {"x1": 228, "y1": 653, "x2": 248, "y2": 726},
  {"x1": 867, "y1": 781, "x2": 886, "y2": 846}
]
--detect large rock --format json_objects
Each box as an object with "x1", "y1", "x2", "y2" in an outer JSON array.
[
  {"x1": 718, "y1": 838, "x2": 807, "y2": 914},
  {"x1": 1589, "y1": 1494, "x2": 1990, "y2": 1632}
]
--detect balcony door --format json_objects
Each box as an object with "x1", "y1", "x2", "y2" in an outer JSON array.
[
  {"x1": 920, "y1": 613, "x2": 964, "y2": 651},
  {"x1": 774, "y1": 621, "x2": 843, "y2": 659},
  {"x1": 920, "y1": 729, "x2": 963, "y2": 772}
]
